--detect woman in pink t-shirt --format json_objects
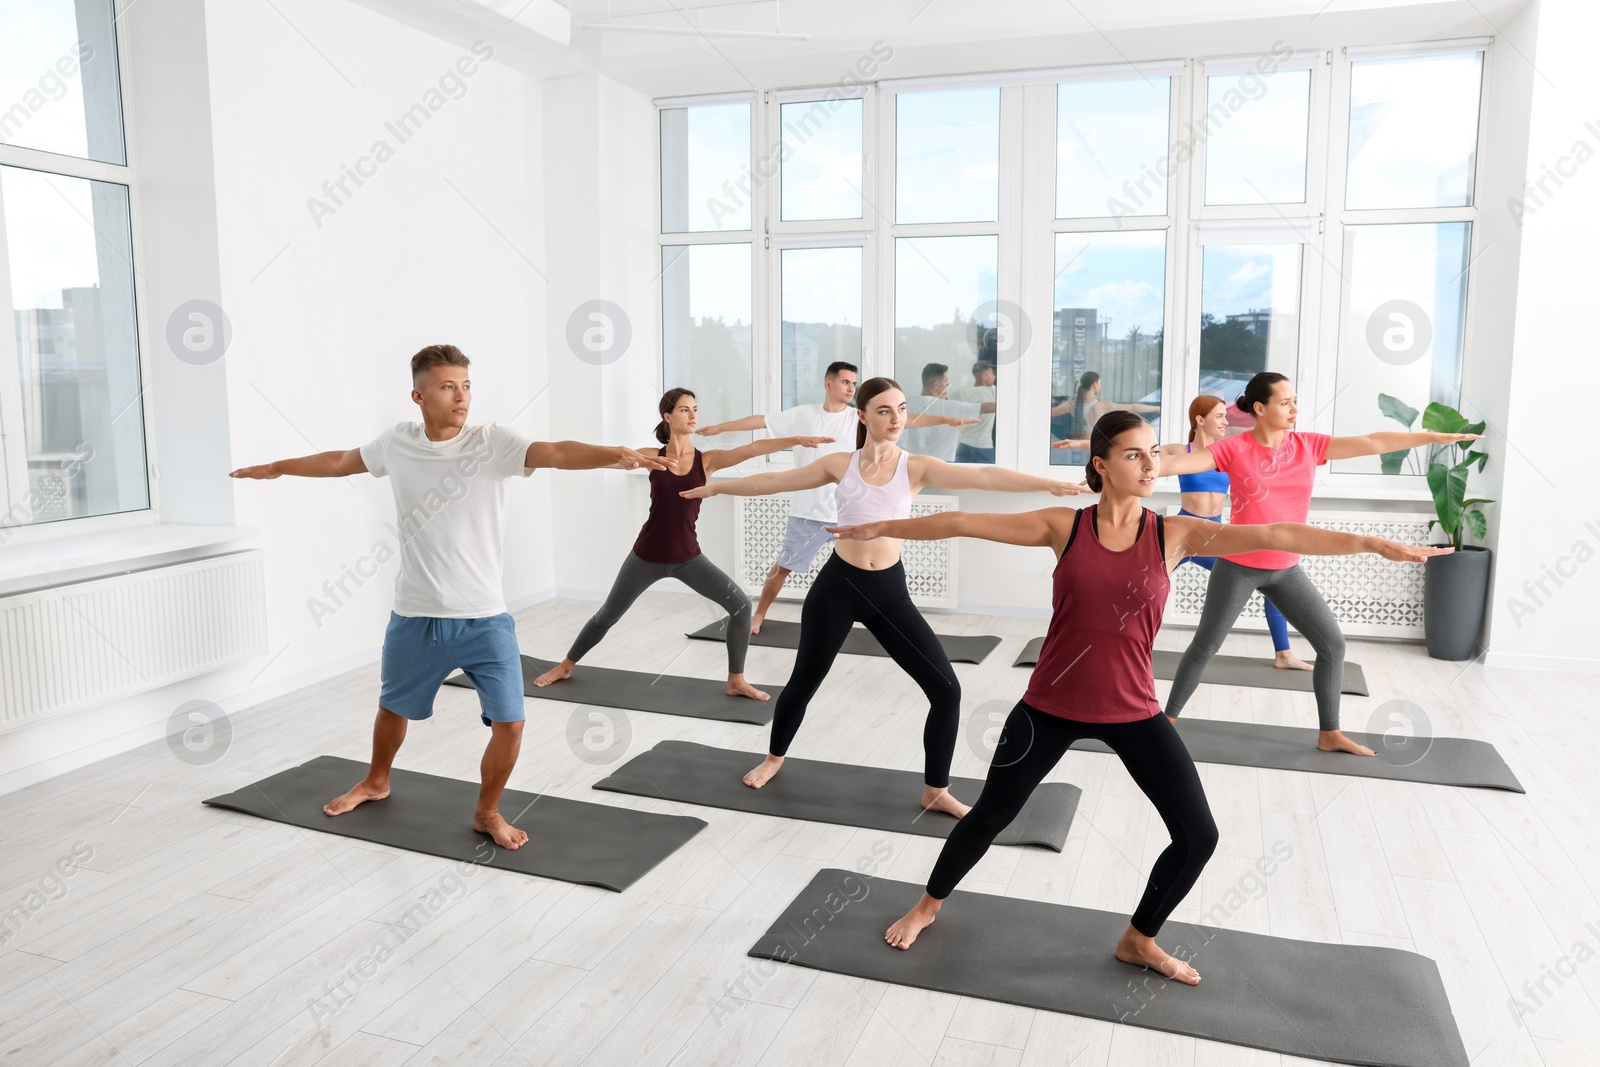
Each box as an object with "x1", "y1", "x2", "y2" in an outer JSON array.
[{"x1": 1158, "y1": 373, "x2": 1481, "y2": 754}]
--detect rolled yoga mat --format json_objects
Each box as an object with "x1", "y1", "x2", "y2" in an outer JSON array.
[
  {"x1": 1072, "y1": 717, "x2": 1523, "y2": 792},
  {"x1": 749, "y1": 868, "x2": 1468, "y2": 1067},
  {"x1": 594, "y1": 740, "x2": 1078, "y2": 851},
  {"x1": 203, "y1": 755, "x2": 705, "y2": 892},
  {"x1": 1014, "y1": 638, "x2": 1370, "y2": 696},
  {"x1": 688, "y1": 617, "x2": 1000, "y2": 665},
  {"x1": 443, "y1": 654, "x2": 778, "y2": 726}
]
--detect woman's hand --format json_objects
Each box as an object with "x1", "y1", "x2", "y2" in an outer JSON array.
[
  {"x1": 1372, "y1": 539, "x2": 1454, "y2": 563},
  {"x1": 617, "y1": 447, "x2": 668, "y2": 470},
  {"x1": 826, "y1": 522, "x2": 887, "y2": 541},
  {"x1": 1046, "y1": 480, "x2": 1091, "y2": 496},
  {"x1": 229, "y1": 463, "x2": 280, "y2": 479},
  {"x1": 695, "y1": 425, "x2": 724, "y2": 437},
  {"x1": 679, "y1": 484, "x2": 717, "y2": 499},
  {"x1": 1429, "y1": 432, "x2": 1483, "y2": 446},
  {"x1": 792, "y1": 436, "x2": 837, "y2": 448},
  {"x1": 1050, "y1": 439, "x2": 1089, "y2": 450}
]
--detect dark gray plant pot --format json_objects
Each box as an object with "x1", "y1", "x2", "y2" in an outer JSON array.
[{"x1": 1424, "y1": 545, "x2": 1492, "y2": 661}]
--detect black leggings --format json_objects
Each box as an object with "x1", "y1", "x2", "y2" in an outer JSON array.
[
  {"x1": 768, "y1": 554, "x2": 961, "y2": 788},
  {"x1": 928, "y1": 701, "x2": 1218, "y2": 937}
]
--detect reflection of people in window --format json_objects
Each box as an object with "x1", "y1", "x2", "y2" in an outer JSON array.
[
  {"x1": 904, "y1": 362, "x2": 994, "y2": 462},
  {"x1": 951, "y1": 360, "x2": 998, "y2": 464},
  {"x1": 1050, "y1": 371, "x2": 1160, "y2": 460}
]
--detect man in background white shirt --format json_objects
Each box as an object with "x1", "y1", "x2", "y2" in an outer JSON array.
[{"x1": 903, "y1": 362, "x2": 995, "y2": 462}]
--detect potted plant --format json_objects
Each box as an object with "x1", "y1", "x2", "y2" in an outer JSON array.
[{"x1": 1379, "y1": 394, "x2": 1492, "y2": 660}]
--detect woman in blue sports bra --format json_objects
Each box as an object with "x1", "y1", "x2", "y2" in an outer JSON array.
[{"x1": 1175, "y1": 395, "x2": 1311, "y2": 672}]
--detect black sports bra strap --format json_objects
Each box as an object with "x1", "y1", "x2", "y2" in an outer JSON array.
[
  {"x1": 1154, "y1": 511, "x2": 1166, "y2": 559},
  {"x1": 1063, "y1": 505, "x2": 1087, "y2": 556}
]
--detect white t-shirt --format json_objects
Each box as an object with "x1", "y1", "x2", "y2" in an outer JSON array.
[
  {"x1": 949, "y1": 384, "x2": 996, "y2": 448},
  {"x1": 360, "y1": 421, "x2": 535, "y2": 618},
  {"x1": 763, "y1": 404, "x2": 859, "y2": 522},
  {"x1": 903, "y1": 395, "x2": 981, "y2": 462}
]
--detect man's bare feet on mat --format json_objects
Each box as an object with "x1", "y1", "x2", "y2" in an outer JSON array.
[
  {"x1": 920, "y1": 786, "x2": 970, "y2": 819},
  {"x1": 727, "y1": 676, "x2": 771, "y2": 701},
  {"x1": 473, "y1": 811, "x2": 528, "y2": 849},
  {"x1": 886, "y1": 894, "x2": 942, "y2": 949},
  {"x1": 1273, "y1": 650, "x2": 1314, "y2": 672},
  {"x1": 533, "y1": 660, "x2": 574, "y2": 687},
  {"x1": 323, "y1": 780, "x2": 388, "y2": 816},
  {"x1": 1318, "y1": 729, "x2": 1375, "y2": 756},
  {"x1": 1115, "y1": 927, "x2": 1201, "y2": 985},
  {"x1": 743, "y1": 755, "x2": 783, "y2": 788}
]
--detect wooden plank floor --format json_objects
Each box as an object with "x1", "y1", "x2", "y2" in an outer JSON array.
[{"x1": 2, "y1": 590, "x2": 1595, "y2": 1066}]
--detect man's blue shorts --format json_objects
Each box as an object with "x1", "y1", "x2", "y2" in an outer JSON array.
[{"x1": 379, "y1": 612, "x2": 523, "y2": 727}]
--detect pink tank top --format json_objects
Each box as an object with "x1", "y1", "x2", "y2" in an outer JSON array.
[
  {"x1": 835, "y1": 449, "x2": 913, "y2": 526},
  {"x1": 1022, "y1": 506, "x2": 1170, "y2": 723}
]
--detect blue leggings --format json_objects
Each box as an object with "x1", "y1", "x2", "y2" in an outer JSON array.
[{"x1": 1178, "y1": 509, "x2": 1291, "y2": 652}]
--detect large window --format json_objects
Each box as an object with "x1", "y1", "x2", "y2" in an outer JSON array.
[
  {"x1": 1, "y1": 0, "x2": 148, "y2": 534},
  {"x1": 661, "y1": 243, "x2": 752, "y2": 431},
  {"x1": 657, "y1": 38, "x2": 1489, "y2": 490}
]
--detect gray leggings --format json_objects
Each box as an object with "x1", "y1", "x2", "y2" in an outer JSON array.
[
  {"x1": 568, "y1": 551, "x2": 752, "y2": 674},
  {"x1": 1165, "y1": 559, "x2": 1347, "y2": 731}
]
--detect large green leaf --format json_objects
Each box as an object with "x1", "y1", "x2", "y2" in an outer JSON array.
[
  {"x1": 1379, "y1": 449, "x2": 1409, "y2": 475},
  {"x1": 1428, "y1": 461, "x2": 1469, "y2": 542},
  {"x1": 1464, "y1": 419, "x2": 1486, "y2": 437},
  {"x1": 1421, "y1": 402, "x2": 1470, "y2": 434},
  {"x1": 1463, "y1": 508, "x2": 1487, "y2": 542},
  {"x1": 1378, "y1": 393, "x2": 1419, "y2": 429},
  {"x1": 1462, "y1": 496, "x2": 1495, "y2": 507},
  {"x1": 1464, "y1": 449, "x2": 1489, "y2": 473}
]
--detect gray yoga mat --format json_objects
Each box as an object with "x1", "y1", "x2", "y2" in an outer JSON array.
[
  {"x1": 443, "y1": 654, "x2": 777, "y2": 726},
  {"x1": 1071, "y1": 717, "x2": 1523, "y2": 792},
  {"x1": 688, "y1": 617, "x2": 1000, "y2": 664},
  {"x1": 594, "y1": 740, "x2": 1078, "y2": 850},
  {"x1": 203, "y1": 755, "x2": 705, "y2": 892},
  {"x1": 1014, "y1": 638, "x2": 1370, "y2": 695},
  {"x1": 750, "y1": 868, "x2": 1468, "y2": 1067}
]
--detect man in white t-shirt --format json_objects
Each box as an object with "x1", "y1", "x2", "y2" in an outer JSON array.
[
  {"x1": 903, "y1": 362, "x2": 996, "y2": 462},
  {"x1": 230, "y1": 344, "x2": 663, "y2": 851},
  {"x1": 950, "y1": 360, "x2": 998, "y2": 464},
  {"x1": 697, "y1": 361, "x2": 977, "y2": 631}
]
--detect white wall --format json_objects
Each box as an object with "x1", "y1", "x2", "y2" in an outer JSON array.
[{"x1": 1484, "y1": 0, "x2": 1600, "y2": 671}]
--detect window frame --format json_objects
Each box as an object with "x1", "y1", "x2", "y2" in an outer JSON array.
[{"x1": 0, "y1": 0, "x2": 160, "y2": 545}]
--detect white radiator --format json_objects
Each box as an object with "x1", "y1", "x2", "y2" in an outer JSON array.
[
  {"x1": 0, "y1": 551, "x2": 268, "y2": 730},
  {"x1": 735, "y1": 495, "x2": 959, "y2": 608},
  {"x1": 1166, "y1": 510, "x2": 1432, "y2": 639}
]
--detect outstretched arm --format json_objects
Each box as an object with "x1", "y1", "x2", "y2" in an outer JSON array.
[
  {"x1": 905, "y1": 413, "x2": 982, "y2": 429},
  {"x1": 525, "y1": 441, "x2": 667, "y2": 471},
  {"x1": 696, "y1": 414, "x2": 767, "y2": 437},
  {"x1": 1325, "y1": 430, "x2": 1481, "y2": 461},
  {"x1": 682, "y1": 453, "x2": 846, "y2": 499},
  {"x1": 911, "y1": 455, "x2": 1088, "y2": 496},
  {"x1": 230, "y1": 449, "x2": 366, "y2": 479},
  {"x1": 1169, "y1": 516, "x2": 1450, "y2": 566},
  {"x1": 1154, "y1": 442, "x2": 1216, "y2": 477},
  {"x1": 702, "y1": 435, "x2": 836, "y2": 476},
  {"x1": 828, "y1": 508, "x2": 1073, "y2": 549}
]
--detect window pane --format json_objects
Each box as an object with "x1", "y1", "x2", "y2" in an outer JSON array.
[
  {"x1": 661, "y1": 243, "x2": 751, "y2": 438},
  {"x1": 1199, "y1": 244, "x2": 1302, "y2": 432},
  {"x1": 1203, "y1": 69, "x2": 1311, "y2": 205},
  {"x1": 1056, "y1": 78, "x2": 1171, "y2": 219},
  {"x1": 1050, "y1": 232, "x2": 1166, "y2": 466},
  {"x1": 2, "y1": 166, "x2": 147, "y2": 526},
  {"x1": 1332, "y1": 223, "x2": 1470, "y2": 474},
  {"x1": 781, "y1": 247, "x2": 861, "y2": 409},
  {"x1": 780, "y1": 98, "x2": 863, "y2": 222},
  {"x1": 661, "y1": 103, "x2": 751, "y2": 232},
  {"x1": 1346, "y1": 53, "x2": 1482, "y2": 210},
  {"x1": 894, "y1": 236, "x2": 998, "y2": 463},
  {"x1": 0, "y1": 0, "x2": 125, "y2": 164},
  {"x1": 896, "y1": 88, "x2": 999, "y2": 224}
]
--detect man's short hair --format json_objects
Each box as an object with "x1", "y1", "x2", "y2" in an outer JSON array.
[
  {"x1": 972, "y1": 359, "x2": 996, "y2": 378},
  {"x1": 825, "y1": 361, "x2": 858, "y2": 379},
  {"x1": 921, "y1": 362, "x2": 949, "y2": 386},
  {"x1": 411, "y1": 344, "x2": 470, "y2": 386}
]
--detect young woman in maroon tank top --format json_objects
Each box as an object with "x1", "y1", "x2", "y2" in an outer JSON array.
[
  {"x1": 533, "y1": 388, "x2": 834, "y2": 701},
  {"x1": 683, "y1": 377, "x2": 1087, "y2": 818},
  {"x1": 830, "y1": 411, "x2": 1448, "y2": 983}
]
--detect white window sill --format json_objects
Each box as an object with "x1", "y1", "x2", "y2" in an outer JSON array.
[{"x1": 0, "y1": 523, "x2": 260, "y2": 597}]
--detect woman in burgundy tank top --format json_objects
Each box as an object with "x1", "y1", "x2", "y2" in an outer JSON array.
[
  {"x1": 831, "y1": 411, "x2": 1448, "y2": 985},
  {"x1": 532, "y1": 388, "x2": 835, "y2": 702}
]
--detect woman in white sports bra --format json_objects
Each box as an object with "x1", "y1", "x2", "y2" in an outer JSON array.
[{"x1": 682, "y1": 377, "x2": 1086, "y2": 817}]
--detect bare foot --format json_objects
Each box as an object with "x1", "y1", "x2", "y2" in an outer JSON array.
[
  {"x1": 920, "y1": 786, "x2": 970, "y2": 819},
  {"x1": 743, "y1": 755, "x2": 784, "y2": 788},
  {"x1": 533, "y1": 660, "x2": 574, "y2": 687},
  {"x1": 472, "y1": 811, "x2": 529, "y2": 850},
  {"x1": 750, "y1": 615, "x2": 765, "y2": 635},
  {"x1": 1318, "y1": 730, "x2": 1376, "y2": 757},
  {"x1": 727, "y1": 675, "x2": 771, "y2": 702},
  {"x1": 1115, "y1": 926, "x2": 1201, "y2": 985},
  {"x1": 885, "y1": 893, "x2": 942, "y2": 949},
  {"x1": 1273, "y1": 650, "x2": 1314, "y2": 672},
  {"x1": 323, "y1": 779, "x2": 389, "y2": 816}
]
